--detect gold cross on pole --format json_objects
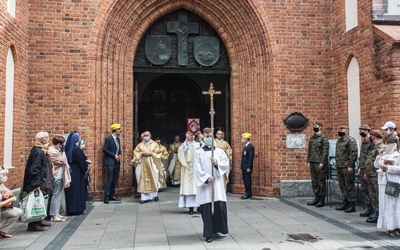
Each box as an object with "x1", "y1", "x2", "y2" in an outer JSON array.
[{"x1": 202, "y1": 82, "x2": 221, "y2": 215}]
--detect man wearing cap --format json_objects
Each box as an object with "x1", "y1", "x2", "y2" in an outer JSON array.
[
  {"x1": 103, "y1": 123, "x2": 122, "y2": 204},
  {"x1": 381, "y1": 121, "x2": 400, "y2": 149},
  {"x1": 358, "y1": 124, "x2": 374, "y2": 217},
  {"x1": 335, "y1": 126, "x2": 358, "y2": 213},
  {"x1": 364, "y1": 129, "x2": 384, "y2": 223},
  {"x1": 241, "y1": 132, "x2": 255, "y2": 199},
  {"x1": 306, "y1": 122, "x2": 329, "y2": 207}
]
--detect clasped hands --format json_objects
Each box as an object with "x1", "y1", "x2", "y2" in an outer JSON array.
[{"x1": 141, "y1": 152, "x2": 152, "y2": 157}]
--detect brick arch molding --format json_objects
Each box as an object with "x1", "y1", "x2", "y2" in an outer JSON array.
[{"x1": 88, "y1": 0, "x2": 277, "y2": 198}]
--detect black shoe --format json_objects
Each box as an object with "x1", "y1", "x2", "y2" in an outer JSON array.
[
  {"x1": 140, "y1": 200, "x2": 147, "y2": 204},
  {"x1": 109, "y1": 196, "x2": 121, "y2": 201},
  {"x1": 345, "y1": 201, "x2": 356, "y2": 213},
  {"x1": 154, "y1": 196, "x2": 159, "y2": 202},
  {"x1": 360, "y1": 204, "x2": 373, "y2": 217},
  {"x1": 307, "y1": 194, "x2": 319, "y2": 206},
  {"x1": 366, "y1": 211, "x2": 379, "y2": 223},
  {"x1": 197, "y1": 207, "x2": 201, "y2": 213},
  {"x1": 27, "y1": 225, "x2": 45, "y2": 231},
  {"x1": 104, "y1": 198, "x2": 109, "y2": 204},
  {"x1": 189, "y1": 207, "x2": 194, "y2": 215},
  {"x1": 241, "y1": 195, "x2": 252, "y2": 199},
  {"x1": 134, "y1": 193, "x2": 141, "y2": 198},
  {"x1": 39, "y1": 221, "x2": 51, "y2": 227},
  {"x1": 205, "y1": 237, "x2": 213, "y2": 243},
  {"x1": 315, "y1": 196, "x2": 325, "y2": 208},
  {"x1": 335, "y1": 200, "x2": 349, "y2": 210}
]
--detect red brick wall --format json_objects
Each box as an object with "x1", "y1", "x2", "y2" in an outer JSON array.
[
  {"x1": 3, "y1": 0, "x2": 395, "y2": 198},
  {"x1": 331, "y1": 0, "x2": 399, "y2": 133},
  {"x1": 0, "y1": 0, "x2": 29, "y2": 190}
]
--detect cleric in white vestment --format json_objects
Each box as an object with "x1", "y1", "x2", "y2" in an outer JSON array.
[{"x1": 193, "y1": 127, "x2": 229, "y2": 243}]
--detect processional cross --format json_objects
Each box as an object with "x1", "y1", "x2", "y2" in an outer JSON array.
[{"x1": 202, "y1": 82, "x2": 221, "y2": 214}]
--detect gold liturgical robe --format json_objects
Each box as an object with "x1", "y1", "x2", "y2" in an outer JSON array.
[
  {"x1": 214, "y1": 138, "x2": 233, "y2": 183},
  {"x1": 168, "y1": 142, "x2": 183, "y2": 181},
  {"x1": 132, "y1": 140, "x2": 164, "y2": 193},
  {"x1": 153, "y1": 144, "x2": 169, "y2": 189}
]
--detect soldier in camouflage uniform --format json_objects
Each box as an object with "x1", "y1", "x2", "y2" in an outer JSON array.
[
  {"x1": 364, "y1": 129, "x2": 384, "y2": 223},
  {"x1": 307, "y1": 122, "x2": 329, "y2": 207},
  {"x1": 358, "y1": 124, "x2": 373, "y2": 217},
  {"x1": 335, "y1": 125, "x2": 358, "y2": 213}
]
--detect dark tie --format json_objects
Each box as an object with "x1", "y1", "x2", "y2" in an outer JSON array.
[{"x1": 116, "y1": 137, "x2": 120, "y2": 154}]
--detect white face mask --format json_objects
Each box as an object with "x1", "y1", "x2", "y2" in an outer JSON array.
[
  {"x1": 0, "y1": 176, "x2": 8, "y2": 183},
  {"x1": 241, "y1": 139, "x2": 247, "y2": 144},
  {"x1": 143, "y1": 136, "x2": 150, "y2": 142},
  {"x1": 386, "y1": 130, "x2": 392, "y2": 136},
  {"x1": 385, "y1": 143, "x2": 398, "y2": 154}
]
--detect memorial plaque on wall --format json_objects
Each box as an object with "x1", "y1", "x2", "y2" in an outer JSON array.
[
  {"x1": 286, "y1": 134, "x2": 306, "y2": 149},
  {"x1": 283, "y1": 112, "x2": 309, "y2": 132}
]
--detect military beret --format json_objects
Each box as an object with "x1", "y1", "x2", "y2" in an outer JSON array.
[
  {"x1": 369, "y1": 129, "x2": 383, "y2": 138},
  {"x1": 340, "y1": 125, "x2": 349, "y2": 130},
  {"x1": 385, "y1": 135, "x2": 399, "y2": 144},
  {"x1": 313, "y1": 121, "x2": 323, "y2": 127},
  {"x1": 359, "y1": 124, "x2": 371, "y2": 130}
]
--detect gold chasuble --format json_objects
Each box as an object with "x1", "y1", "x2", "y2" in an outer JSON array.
[
  {"x1": 168, "y1": 142, "x2": 183, "y2": 181},
  {"x1": 132, "y1": 140, "x2": 164, "y2": 193},
  {"x1": 214, "y1": 139, "x2": 232, "y2": 184}
]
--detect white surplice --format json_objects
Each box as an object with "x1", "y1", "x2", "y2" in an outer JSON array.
[{"x1": 193, "y1": 146, "x2": 229, "y2": 205}]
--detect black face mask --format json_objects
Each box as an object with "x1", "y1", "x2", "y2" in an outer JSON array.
[
  {"x1": 338, "y1": 131, "x2": 346, "y2": 137},
  {"x1": 313, "y1": 128, "x2": 320, "y2": 132},
  {"x1": 359, "y1": 132, "x2": 367, "y2": 138}
]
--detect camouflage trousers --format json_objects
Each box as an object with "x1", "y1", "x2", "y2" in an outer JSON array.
[
  {"x1": 337, "y1": 167, "x2": 356, "y2": 202},
  {"x1": 309, "y1": 162, "x2": 327, "y2": 195},
  {"x1": 359, "y1": 170, "x2": 371, "y2": 205},
  {"x1": 366, "y1": 174, "x2": 379, "y2": 211}
]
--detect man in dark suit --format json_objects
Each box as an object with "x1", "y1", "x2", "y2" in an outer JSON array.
[
  {"x1": 241, "y1": 132, "x2": 255, "y2": 199},
  {"x1": 103, "y1": 123, "x2": 122, "y2": 204}
]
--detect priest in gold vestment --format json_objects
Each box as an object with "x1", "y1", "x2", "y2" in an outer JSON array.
[
  {"x1": 168, "y1": 135, "x2": 183, "y2": 186},
  {"x1": 131, "y1": 131, "x2": 164, "y2": 204},
  {"x1": 214, "y1": 130, "x2": 232, "y2": 184},
  {"x1": 154, "y1": 137, "x2": 169, "y2": 190}
]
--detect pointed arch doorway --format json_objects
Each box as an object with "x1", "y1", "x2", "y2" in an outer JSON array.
[{"x1": 133, "y1": 9, "x2": 231, "y2": 146}]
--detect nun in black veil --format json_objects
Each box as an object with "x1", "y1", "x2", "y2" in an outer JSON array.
[{"x1": 64, "y1": 132, "x2": 88, "y2": 215}]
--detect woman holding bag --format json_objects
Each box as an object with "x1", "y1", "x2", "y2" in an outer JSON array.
[
  {"x1": 375, "y1": 135, "x2": 400, "y2": 237},
  {"x1": 23, "y1": 131, "x2": 54, "y2": 232},
  {"x1": 48, "y1": 135, "x2": 68, "y2": 222}
]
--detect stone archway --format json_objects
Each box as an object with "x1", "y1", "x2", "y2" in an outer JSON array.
[{"x1": 90, "y1": 0, "x2": 276, "y2": 198}]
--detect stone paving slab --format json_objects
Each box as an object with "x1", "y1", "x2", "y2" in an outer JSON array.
[{"x1": 1, "y1": 187, "x2": 400, "y2": 249}]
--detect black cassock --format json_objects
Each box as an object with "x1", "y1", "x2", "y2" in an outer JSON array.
[{"x1": 200, "y1": 201, "x2": 228, "y2": 237}]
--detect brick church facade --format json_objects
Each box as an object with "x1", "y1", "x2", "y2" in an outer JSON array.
[{"x1": 0, "y1": 0, "x2": 399, "y2": 199}]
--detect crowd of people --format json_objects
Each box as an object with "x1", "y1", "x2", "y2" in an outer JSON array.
[
  {"x1": 307, "y1": 121, "x2": 400, "y2": 237},
  {"x1": 0, "y1": 131, "x2": 90, "y2": 237},
  {"x1": 0, "y1": 123, "x2": 254, "y2": 243}
]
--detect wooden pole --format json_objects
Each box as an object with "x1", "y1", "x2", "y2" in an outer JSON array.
[{"x1": 202, "y1": 83, "x2": 221, "y2": 215}]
